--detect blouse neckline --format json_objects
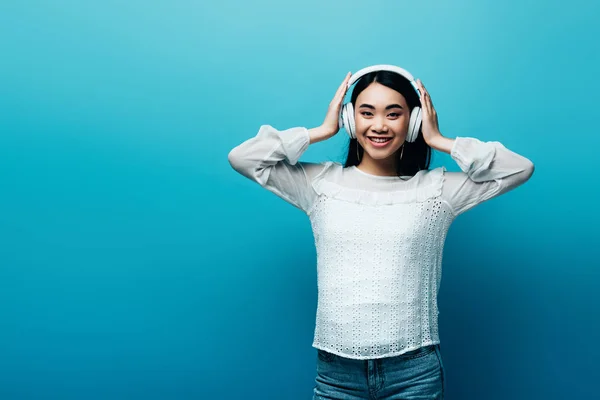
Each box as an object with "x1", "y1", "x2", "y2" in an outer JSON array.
[
  {"x1": 350, "y1": 166, "x2": 415, "y2": 181},
  {"x1": 310, "y1": 162, "x2": 446, "y2": 206}
]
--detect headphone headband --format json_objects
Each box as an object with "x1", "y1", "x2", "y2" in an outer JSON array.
[{"x1": 347, "y1": 64, "x2": 419, "y2": 96}]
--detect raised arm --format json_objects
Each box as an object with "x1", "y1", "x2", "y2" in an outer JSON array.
[
  {"x1": 413, "y1": 78, "x2": 535, "y2": 216},
  {"x1": 417, "y1": 79, "x2": 534, "y2": 216},
  {"x1": 227, "y1": 124, "x2": 331, "y2": 213},
  {"x1": 439, "y1": 136, "x2": 535, "y2": 216},
  {"x1": 228, "y1": 72, "x2": 353, "y2": 213}
]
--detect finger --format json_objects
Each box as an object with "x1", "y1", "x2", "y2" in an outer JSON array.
[
  {"x1": 418, "y1": 79, "x2": 429, "y2": 99},
  {"x1": 335, "y1": 73, "x2": 352, "y2": 104},
  {"x1": 416, "y1": 79, "x2": 424, "y2": 98},
  {"x1": 417, "y1": 79, "x2": 429, "y2": 96},
  {"x1": 416, "y1": 79, "x2": 429, "y2": 112},
  {"x1": 426, "y1": 95, "x2": 433, "y2": 115},
  {"x1": 341, "y1": 72, "x2": 352, "y2": 94},
  {"x1": 423, "y1": 88, "x2": 434, "y2": 112},
  {"x1": 335, "y1": 72, "x2": 352, "y2": 97},
  {"x1": 418, "y1": 79, "x2": 433, "y2": 113},
  {"x1": 417, "y1": 80, "x2": 430, "y2": 112},
  {"x1": 422, "y1": 84, "x2": 433, "y2": 107}
]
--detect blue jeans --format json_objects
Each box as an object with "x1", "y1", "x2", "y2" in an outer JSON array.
[{"x1": 313, "y1": 344, "x2": 445, "y2": 399}]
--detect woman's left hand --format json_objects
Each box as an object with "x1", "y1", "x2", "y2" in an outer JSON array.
[{"x1": 415, "y1": 79, "x2": 444, "y2": 147}]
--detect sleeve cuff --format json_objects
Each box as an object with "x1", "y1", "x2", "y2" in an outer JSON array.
[
  {"x1": 450, "y1": 137, "x2": 496, "y2": 177},
  {"x1": 280, "y1": 126, "x2": 310, "y2": 165}
]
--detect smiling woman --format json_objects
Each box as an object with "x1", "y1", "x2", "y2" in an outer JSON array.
[
  {"x1": 227, "y1": 65, "x2": 534, "y2": 399},
  {"x1": 343, "y1": 69, "x2": 431, "y2": 177}
]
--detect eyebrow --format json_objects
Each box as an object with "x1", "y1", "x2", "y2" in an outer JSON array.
[{"x1": 358, "y1": 103, "x2": 404, "y2": 110}]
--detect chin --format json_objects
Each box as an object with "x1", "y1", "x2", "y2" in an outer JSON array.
[{"x1": 365, "y1": 150, "x2": 398, "y2": 160}]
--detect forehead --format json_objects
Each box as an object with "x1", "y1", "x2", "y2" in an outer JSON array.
[{"x1": 356, "y1": 82, "x2": 407, "y2": 107}]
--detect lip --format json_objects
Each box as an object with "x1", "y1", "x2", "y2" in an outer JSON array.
[{"x1": 366, "y1": 136, "x2": 394, "y2": 148}]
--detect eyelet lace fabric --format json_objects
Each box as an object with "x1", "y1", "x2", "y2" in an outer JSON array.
[
  {"x1": 228, "y1": 125, "x2": 535, "y2": 360},
  {"x1": 308, "y1": 164, "x2": 454, "y2": 359}
]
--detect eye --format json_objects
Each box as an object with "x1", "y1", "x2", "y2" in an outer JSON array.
[
  {"x1": 360, "y1": 111, "x2": 401, "y2": 117},
  {"x1": 359, "y1": 111, "x2": 402, "y2": 118}
]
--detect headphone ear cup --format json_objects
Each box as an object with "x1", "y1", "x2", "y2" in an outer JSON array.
[
  {"x1": 341, "y1": 102, "x2": 355, "y2": 139},
  {"x1": 407, "y1": 106, "x2": 422, "y2": 142}
]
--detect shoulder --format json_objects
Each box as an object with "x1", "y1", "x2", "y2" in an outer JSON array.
[
  {"x1": 418, "y1": 166, "x2": 446, "y2": 183},
  {"x1": 397, "y1": 166, "x2": 446, "y2": 192},
  {"x1": 299, "y1": 160, "x2": 342, "y2": 182},
  {"x1": 304, "y1": 164, "x2": 447, "y2": 206}
]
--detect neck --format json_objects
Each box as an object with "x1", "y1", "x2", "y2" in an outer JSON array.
[{"x1": 357, "y1": 152, "x2": 398, "y2": 177}]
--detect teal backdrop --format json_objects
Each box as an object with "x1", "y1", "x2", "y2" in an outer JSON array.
[{"x1": 1, "y1": 1, "x2": 598, "y2": 399}]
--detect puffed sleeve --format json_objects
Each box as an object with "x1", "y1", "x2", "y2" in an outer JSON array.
[
  {"x1": 227, "y1": 124, "x2": 327, "y2": 214},
  {"x1": 441, "y1": 137, "x2": 535, "y2": 216}
]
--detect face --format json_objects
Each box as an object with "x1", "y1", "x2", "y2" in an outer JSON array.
[{"x1": 354, "y1": 82, "x2": 410, "y2": 162}]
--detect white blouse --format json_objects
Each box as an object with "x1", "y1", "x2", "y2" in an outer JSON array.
[{"x1": 228, "y1": 125, "x2": 534, "y2": 360}]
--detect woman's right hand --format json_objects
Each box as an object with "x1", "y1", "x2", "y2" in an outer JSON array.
[{"x1": 309, "y1": 72, "x2": 352, "y2": 144}]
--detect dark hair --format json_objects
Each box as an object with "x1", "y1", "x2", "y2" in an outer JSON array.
[{"x1": 343, "y1": 71, "x2": 432, "y2": 176}]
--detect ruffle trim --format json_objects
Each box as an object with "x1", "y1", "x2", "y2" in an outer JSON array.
[{"x1": 311, "y1": 162, "x2": 446, "y2": 205}]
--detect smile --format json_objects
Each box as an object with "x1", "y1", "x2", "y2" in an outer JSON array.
[{"x1": 367, "y1": 136, "x2": 393, "y2": 147}]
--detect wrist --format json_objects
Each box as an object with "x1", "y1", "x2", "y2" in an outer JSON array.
[
  {"x1": 427, "y1": 133, "x2": 454, "y2": 154},
  {"x1": 308, "y1": 126, "x2": 333, "y2": 144}
]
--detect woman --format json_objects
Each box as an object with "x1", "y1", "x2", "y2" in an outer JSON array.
[{"x1": 228, "y1": 65, "x2": 534, "y2": 399}]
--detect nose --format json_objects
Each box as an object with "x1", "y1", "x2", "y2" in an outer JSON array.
[{"x1": 371, "y1": 116, "x2": 388, "y2": 132}]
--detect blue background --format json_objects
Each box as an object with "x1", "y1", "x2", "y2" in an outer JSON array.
[{"x1": 1, "y1": 1, "x2": 598, "y2": 399}]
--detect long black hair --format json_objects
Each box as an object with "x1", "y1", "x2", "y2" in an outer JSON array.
[{"x1": 343, "y1": 71, "x2": 432, "y2": 177}]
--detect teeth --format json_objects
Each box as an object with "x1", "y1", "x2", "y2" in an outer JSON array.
[{"x1": 369, "y1": 137, "x2": 391, "y2": 143}]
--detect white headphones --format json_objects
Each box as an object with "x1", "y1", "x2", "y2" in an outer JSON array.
[{"x1": 338, "y1": 64, "x2": 422, "y2": 142}]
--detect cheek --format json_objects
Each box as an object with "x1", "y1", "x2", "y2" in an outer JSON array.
[
  {"x1": 356, "y1": 136, "x2": 367, "y2": 148},
  {"x1": 395, "y1": 116, "x2": 410, "y2": 129}
]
